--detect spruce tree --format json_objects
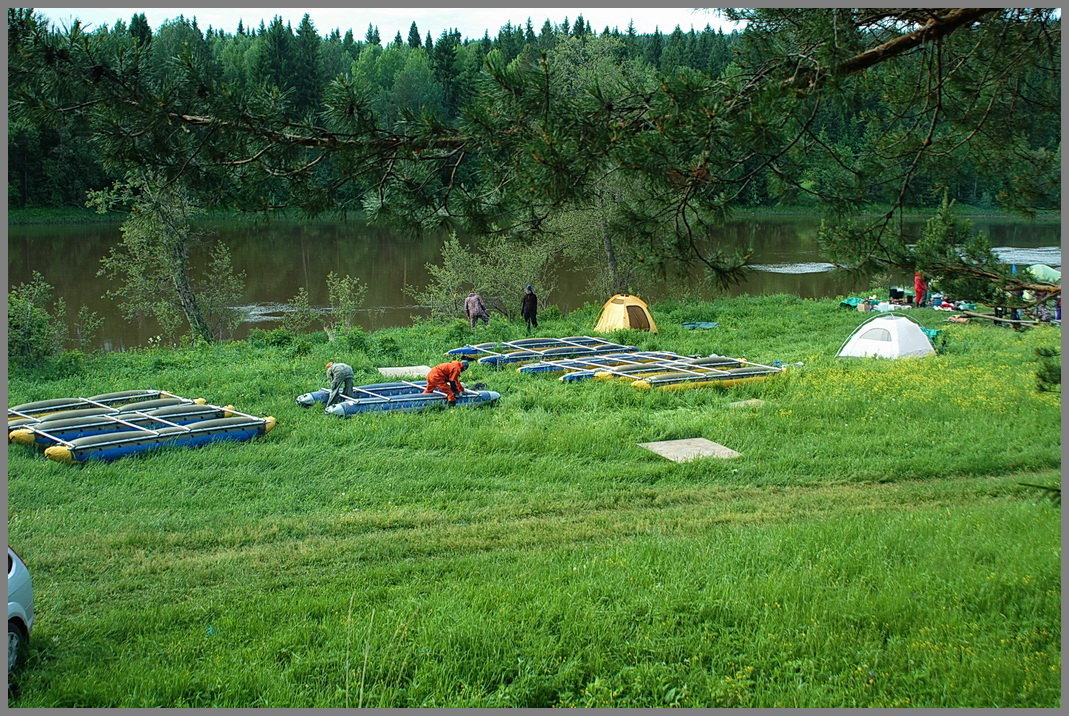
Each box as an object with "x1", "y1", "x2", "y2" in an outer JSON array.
[
  {"x1": 129, "y1": 12, "x2": 151, "y2": 46},
  {"x1": 293, "y1": 13, "x2": 322, "y2": 113},
  {"x1": 644, "y1": 28, "x2": 663, "y2": 67},
  {"x1": 257, "y1": 16, "x2": 294, "y2": 93},
  {"x1": 10, "y1": 8, "x2": 1061, "y2": 298},
  {"x1": 572, "y1": 15, "x2": 586, "y2": 37}
]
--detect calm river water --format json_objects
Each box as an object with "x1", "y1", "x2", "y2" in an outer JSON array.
[{"x1": 8, "y1": 215, "x2": 1060, "y2": 350}]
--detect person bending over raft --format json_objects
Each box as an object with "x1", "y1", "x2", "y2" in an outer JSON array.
[
  {"x1": 424, "y1": 359, "x2": 469, "y2": 405},
  {"x1": 325, "y1": 361, "x2": 356, "y2": 408}
]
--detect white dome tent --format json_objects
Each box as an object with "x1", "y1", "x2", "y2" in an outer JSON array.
[{"x1": 836, "y1": 314, "x2": 935, "y2": 359}]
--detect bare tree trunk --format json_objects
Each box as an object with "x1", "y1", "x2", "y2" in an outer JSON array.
[
  {"x1": 602, "y1": 226, "x2": 626, "y2": 295},
  {"x1": 170, "y1": 241, "x2": 213, "y2": 342},
  {"x1": 598, "y1": 190, "x2": 627, "y2": 295}
]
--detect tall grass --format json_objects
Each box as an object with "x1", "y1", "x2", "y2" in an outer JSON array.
[{"x1": 7, "y1": 296, "x2": 1061, "y2": 707}]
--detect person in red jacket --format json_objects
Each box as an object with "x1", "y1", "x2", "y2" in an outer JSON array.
[
  {"x1": 913, "y1": 271, "x2": 927, "y2": 307},
  {"x1": 423, "y1": 359, "x2": 469, "y2": 404}
]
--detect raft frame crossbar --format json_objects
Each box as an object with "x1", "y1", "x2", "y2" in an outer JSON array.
[
  {"x1": 520, "y1": 351, "x2": 682, "y2": 373},
  {"x1": 579, "y1": 355, "x2": 783, "y2": 381},
  {"x1": 455, "y1": 336, "x2": 619, "y2": 358},
  {"x1": 565, "y1": 354, "x2": 731, "y2": 378},
  {"x1": 77, "y1": 418, "x2": 270, "y2": 451},
  {"x1": 7, "y1": 389, "x2": 182, "y2": 420},
  {"x1": 531, "y1": 351, "x2": 691, "y2": 372},
  {"x1": 330, "y1": 380, "x2": 478, "y2": 405},
  {"x1": 396, "y1": 379, "x2": 480, "y2": 397},
  {"x1": 12, "y1": 395, "x2": 266, "y2": 445}
]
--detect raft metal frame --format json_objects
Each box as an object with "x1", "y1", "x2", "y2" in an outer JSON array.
[
  {"x1": 10, "y1": 393, "x2": 267, "y2": 449},
  {"x1": 557, "y1": 354, "x2": 783, "y2": 383},
  {"x1": 449, "y1": 336, "x2": 625, "y2": 358},
  {"x1": 332, "y1": 379, "x2": 481, "y2": 405},
  {"x1": 7, "y1": 390, "x2": 184, "y2": 421},
  {"x1": 58, "y1": 416, "x2": 271, "y2": 452},
  {"x1": 519, "y1": 351, "x2": 689, "y2": 374}
]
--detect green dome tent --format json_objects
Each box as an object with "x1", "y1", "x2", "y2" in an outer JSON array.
[{"x1": 1027, "y1": 264, "x2": 1061, "y2": 283}]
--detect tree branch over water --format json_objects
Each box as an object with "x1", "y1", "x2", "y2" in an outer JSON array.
[{"x1": 9, "y1": 7, "x2": 1060, "y2": 296}]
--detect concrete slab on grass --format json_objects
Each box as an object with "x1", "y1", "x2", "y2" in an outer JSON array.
[
  {"x1": 377, "y1": 365, "x2": 432, "y2": 379},
  {"x1": 638, "y1": 437, "x2": 741, "y2": 462}
]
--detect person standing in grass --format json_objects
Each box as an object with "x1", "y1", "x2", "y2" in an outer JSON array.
[
  {"x1": 913, "y1": 271, "x2": 928, "y2": 307},
  {"x1": 325, "y1": 361, "x2": 355, "y2": 408},
  {"x1": 465, "y1": 291, "x2": 490, "y2": 328},
  {"x1": 521, "y1": 285, "x2": 538, "y2": 334},
  {"x1": 424, "y1": 359, "x2": 469, "y2": 405}
]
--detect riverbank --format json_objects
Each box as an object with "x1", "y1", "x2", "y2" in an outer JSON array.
[
  {"x1": 7, "y1": 296, "x2": 1061, "y2": 707},
  {"x1": 7, "y1": 206, "x2": 360, "y2": 226},
  {"x1": 9, "y1": 204, "x2": 1061, "y2": 226},
  {"x1": 734, "y1": 205, "x2": 1062, "y2": 224}
]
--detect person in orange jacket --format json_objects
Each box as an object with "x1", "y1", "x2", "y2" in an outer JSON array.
[{"x1": 423, "y1": 359, "x2": 469, "y2": 404}]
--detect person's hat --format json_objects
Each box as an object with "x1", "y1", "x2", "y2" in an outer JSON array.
[
  {"x1": 525, "y1": 285, "x2": 533, "y2": 291},
  {"x1": 460, "y1": 360, "x2": 470, "y2": 370},
  {"x1": 468, "y1": 291, "x2": 476, "y2": 296},
  {"x1": 326, "y1": 362, "x2": 334, "y2": 368}
]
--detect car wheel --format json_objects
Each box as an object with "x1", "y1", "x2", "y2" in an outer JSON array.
[{"x1": 8, "y1": 619, "x2": 28, "y2": 672}]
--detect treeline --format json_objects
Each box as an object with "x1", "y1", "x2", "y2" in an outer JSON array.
[{"x1": 7, "y1": 9, "x2": 1059, "y2": 211}]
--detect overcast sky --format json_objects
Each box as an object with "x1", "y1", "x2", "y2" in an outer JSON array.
[{"x1": 37, "y1": 7, "x2": 739, "y2": 42}]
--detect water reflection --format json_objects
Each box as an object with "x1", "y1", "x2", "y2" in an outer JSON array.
[{"x1": 8, "y1": 215, "x2": 1059, "y2": 349}]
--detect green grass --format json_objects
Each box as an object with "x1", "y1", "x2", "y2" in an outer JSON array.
[{"x1": 7, "y1": 296, "x2": 1061, "y2": 707}]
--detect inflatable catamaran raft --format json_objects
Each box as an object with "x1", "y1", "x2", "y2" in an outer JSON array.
[
  {"x1": 447, "y1": 336, "x2": 636, "y2": 366},
  {"x1": 8, "y1": 390, "x2": 276, "y2": 463},
  {"x1": 8, "y1": 389, "x2": 177, "y2": 419},
  {"x1": 587, "y1": 355, "x2": 782, "y2": 389},
  {"x1": 509, "y1": 351, "x2": 783, "y2": 389},
  {"x1": 517, "y1": 351, "x2": 683, "y2": 375},
  {"x1": 296, "y1": 381, "x2": 500, "y2": 416}
]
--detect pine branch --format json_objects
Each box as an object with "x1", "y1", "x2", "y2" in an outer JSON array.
[{"x1": 787, "y1": 8, "x2": 1001, "y2": 90}]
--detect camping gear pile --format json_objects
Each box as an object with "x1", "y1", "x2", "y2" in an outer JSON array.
[
  {"x1": 7, "y1": 390, "x2": 277, "y2": 464},
  {"x1": 296, "y1": 381, "x2": 500, "y2": 416},
  {"x1": 1026, "y1": 264, "x2": 1061, "y2": 284}
]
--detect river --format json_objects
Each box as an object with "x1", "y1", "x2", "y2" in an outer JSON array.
[{"x1": 8, "y1": 214, "x2": 1060, "y2": 350}]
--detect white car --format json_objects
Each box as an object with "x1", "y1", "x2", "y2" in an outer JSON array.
[{"x1": 7, "y1": 547, "x2": 34, "y2": 672}]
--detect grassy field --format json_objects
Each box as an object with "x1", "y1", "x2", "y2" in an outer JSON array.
[{"x1": 6, "y1": 296, "x2": 1061, "y2": 707}]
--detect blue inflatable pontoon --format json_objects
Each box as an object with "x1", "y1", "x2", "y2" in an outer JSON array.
[{"x1": 296, "y1": 381, "x2": 500, "y2": 417}]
